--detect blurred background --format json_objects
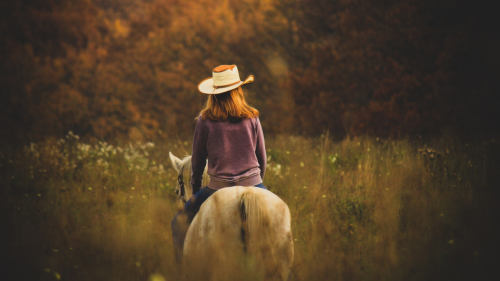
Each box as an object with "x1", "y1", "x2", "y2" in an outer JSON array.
[
  {"x1": 2, "y1": 1, "x2": 500, "y2": 281},
  {"x1": 1, "y1": 0, "x2": 499, "y2": 146}
]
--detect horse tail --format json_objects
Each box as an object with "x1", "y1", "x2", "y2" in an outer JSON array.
[{"x1": 240, "y1": 190, "x2": 280, "y2": 279}]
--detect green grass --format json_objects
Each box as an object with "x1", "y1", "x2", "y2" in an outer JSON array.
[{"x1": 1, "y1": 133, "x2": 499, "y2": 281}]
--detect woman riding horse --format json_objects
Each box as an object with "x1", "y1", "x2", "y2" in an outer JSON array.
[{"x1": 171, "y1": 65, "x2": 267, "y2": 262}]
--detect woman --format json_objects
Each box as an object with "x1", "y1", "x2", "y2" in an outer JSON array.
[{"x1": 171, "y1": 65, "x2": 267, "y2": 261}]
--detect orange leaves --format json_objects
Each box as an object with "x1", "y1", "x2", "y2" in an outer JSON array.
[
  {"x1": 2, "y1": 0, "x2": 493, "y2": 146},
  {"x1": 113, "y1": 19, "x2": 130, "y2": 39}
]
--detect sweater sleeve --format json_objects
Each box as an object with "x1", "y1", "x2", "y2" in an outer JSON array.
[
  {"x1": 190, "y1": 116, "x2": 208, "y2": 193},
  {"x1": 255, "y1": 117, "x2": 267, "y2": 181}
]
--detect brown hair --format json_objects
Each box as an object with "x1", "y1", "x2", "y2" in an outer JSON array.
[{"x1": 199, "y1": 87, "x2": 259, "y2": 122}]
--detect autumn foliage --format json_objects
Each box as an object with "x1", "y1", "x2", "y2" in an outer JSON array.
[{"x1": 1, "y1": 0, "x2": 498, "y2": 145}]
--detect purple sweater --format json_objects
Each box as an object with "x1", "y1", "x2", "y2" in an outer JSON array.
[{"x1": 190, "y1": 116, "x2": 266, "y2": 190}]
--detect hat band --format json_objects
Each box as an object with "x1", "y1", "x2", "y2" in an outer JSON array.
[{"x1": 213, "y1": 80, "x2": 241, "y2": 89}]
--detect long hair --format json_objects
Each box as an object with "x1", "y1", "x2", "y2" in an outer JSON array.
[{"x1": 199, "y1": 87, "x2": 259, "y2": 122}]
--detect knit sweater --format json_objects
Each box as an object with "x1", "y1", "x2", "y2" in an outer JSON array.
[{"x1": 190, "y1": 116, "x2": 266, "y2": 190}]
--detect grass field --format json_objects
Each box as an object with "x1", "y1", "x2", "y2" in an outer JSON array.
[{"x1": 1, "y1": 133, "x2": 499, "y2": 281}]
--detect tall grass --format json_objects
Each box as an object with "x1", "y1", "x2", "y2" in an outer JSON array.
[{"x1": 1, "y1": 133, "x2": 499, "y2": 281}]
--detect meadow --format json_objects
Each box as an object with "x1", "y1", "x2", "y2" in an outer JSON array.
[{"x1": 1, "y1": 133, "x2": 499, "y2": 281}]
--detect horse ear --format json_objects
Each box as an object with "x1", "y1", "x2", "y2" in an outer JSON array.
[{"x1": 169, "y1": 152, "x2": 182, "y2": 173}]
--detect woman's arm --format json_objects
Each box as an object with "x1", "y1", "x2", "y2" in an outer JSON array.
[
  {"x1": 255, "y1": 117, "x2": 267, "y2": 181},
  {"x1": 190, "y1": 116, "x2": 208, "y2": 194}
]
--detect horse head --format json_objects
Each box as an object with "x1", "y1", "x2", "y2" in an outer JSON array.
[
  {"x1": 169, "y1": 152, "x2": 191, "y2": 204},
  {"x1": 169, "y1": 152, "x2": 210, "y2": 204}
]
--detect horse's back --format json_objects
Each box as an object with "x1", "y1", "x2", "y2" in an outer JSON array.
[{"x1": 183, "y1": 186, "x2": 293, "y2": 281}]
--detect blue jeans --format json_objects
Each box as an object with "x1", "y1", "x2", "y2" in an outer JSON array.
[{"x1": 171, "y1": 183, "x2": 267, "y2": 262}]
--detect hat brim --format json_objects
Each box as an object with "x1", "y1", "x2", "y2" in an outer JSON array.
[{"x1": 198, "y1": 75, "x2": 254, "y2": 95}]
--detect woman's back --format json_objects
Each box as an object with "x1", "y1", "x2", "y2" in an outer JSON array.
[{"x1": 192, "y1": 116, "x2": 266, "y2": 190}]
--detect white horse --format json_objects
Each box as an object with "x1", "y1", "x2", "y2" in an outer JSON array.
[{"x1": 169, "y1": 152, "x2": 294, "y2": 281}]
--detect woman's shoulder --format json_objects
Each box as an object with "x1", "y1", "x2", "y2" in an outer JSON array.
[
  {"x1": 196, "y1": 114, "x2": 209, "y2": 132},
  {"x1": 239, "y1": 117, "x2": 259, "y2": 126},
  {"x1": 248, "y1": 116, "x2": 260, "y2": 126},
  {"x1": 240, "y1": 117, "x2": 260, "y2": 132},
  {"x1": 200, "y1": 112, "x2": 207, "y2": 121}
]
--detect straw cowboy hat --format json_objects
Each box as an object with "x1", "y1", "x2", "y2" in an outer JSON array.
[{"x1": 198, "y1": 65, "x2": 254, "y2": 94}]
